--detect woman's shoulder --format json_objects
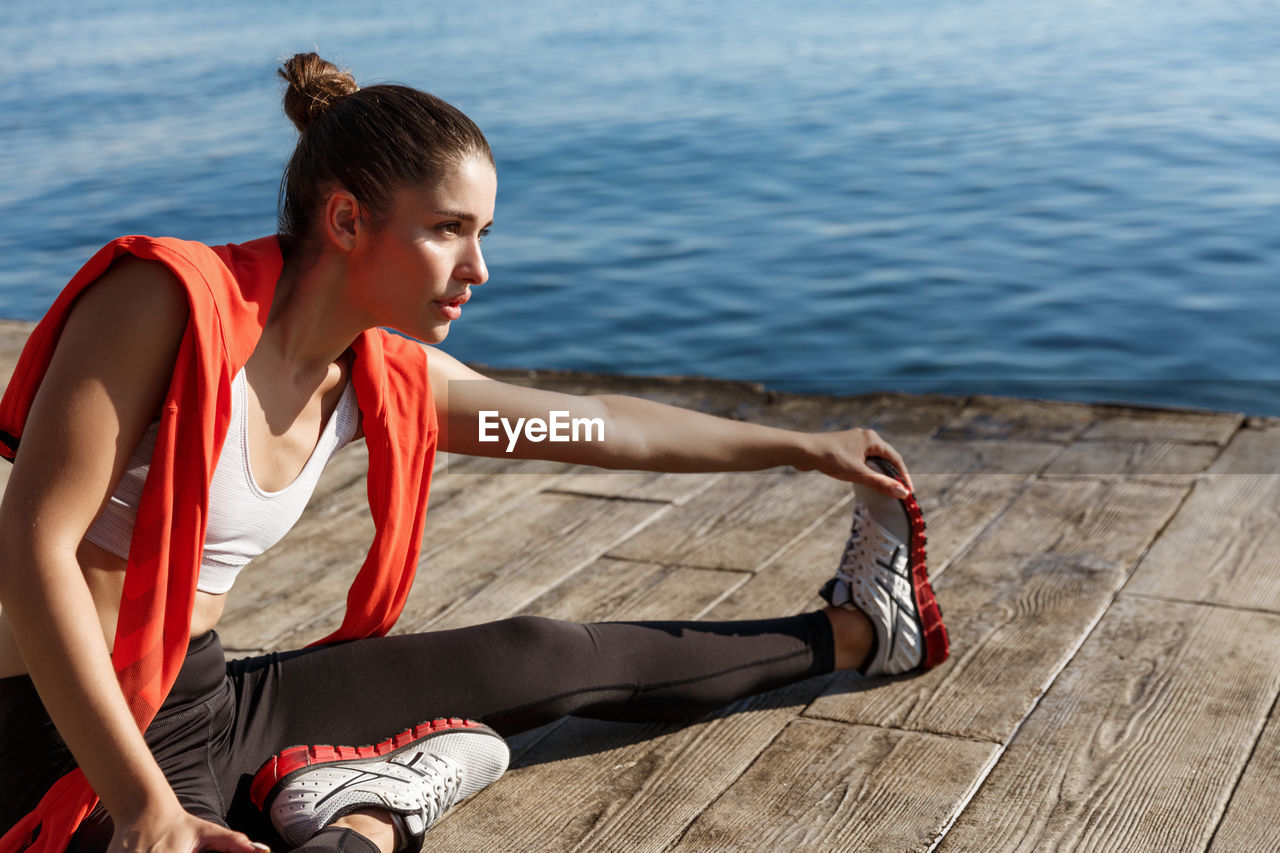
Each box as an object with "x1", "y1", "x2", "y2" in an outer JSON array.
[
  {"x1": 72, "y1": 235, "x2": 282, "y2": 342},
  {"x1": 100, "y1": 234, "x2": 281, "y2": 281},
  {"x1": 78, "y1": 253, "x2": 190, "y2": 333}
]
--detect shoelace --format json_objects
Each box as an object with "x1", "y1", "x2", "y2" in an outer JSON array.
[
  {"x1": 836, "y1": 506, "x2": 898, "y2": 579},
  {"x1": 400, "y1": 757, "x2": 463, "y2": 847}
]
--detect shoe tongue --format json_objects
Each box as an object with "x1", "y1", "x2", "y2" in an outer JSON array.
[
  {"x1": 391, "y1": 813, "x2": 418, "y2": 853},
  {"x1": 853, "y1": 486, "x2": 910, "y2": 543}
]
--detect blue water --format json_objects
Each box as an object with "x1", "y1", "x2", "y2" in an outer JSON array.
[{"x1": 3, "y1": 1, "x2": 1279, "y2": 412}]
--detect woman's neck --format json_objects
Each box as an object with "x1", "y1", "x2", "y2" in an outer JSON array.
[{"x1": 265, "y1": 246, "x2": 373, "y2": 382}]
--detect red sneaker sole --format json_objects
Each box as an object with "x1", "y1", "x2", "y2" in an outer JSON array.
[
  {"x1": 249, "y1": 717, "x2": 491, "y2": 811},
  {"x1": 869, "y1": 458, "x2": 950, "y2": 669}
]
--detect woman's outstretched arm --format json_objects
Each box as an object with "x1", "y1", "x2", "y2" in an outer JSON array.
[
  {"x1": 0, "y1": 260, "x2": 259, "y2": 853},
  {"x1": 428, "y1": 347, "x2": 912, "y2": 497}
]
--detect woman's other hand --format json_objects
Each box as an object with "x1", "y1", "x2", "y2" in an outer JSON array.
[{"x1": 108, "y1": 800, "x2": 267, "y2": 853}]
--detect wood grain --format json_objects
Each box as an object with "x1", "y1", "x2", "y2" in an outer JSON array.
[
  {"x1": 938, "y1": 596, "x2": 1280, "y2": 853},
  {"x1": 714, "y1": 393, "x2": 881, "y2": 432},
  {"x1": 707, "y1": 441, "x2": 1059, "y2": 624},
  {"x1": 398, "y1": 491, "x2": 670, "y2": 633},
  {"x1": 547, "y1": 469, "x2": 723, "y2": 503},
  {"x1": 862, "y1": 393, "x2": 971, "y2": 446},
  {"x1": 428, "y1": 680, "x2": 834, "y2": 853},
  {"x1": 1042, "y1": 439, "x2": 1222, "y2": 482},
  {"x1": 1080, "y1": 406, "x2": 1242, "y2": 444},
  {"x1": 606, "y1": 468, "x2": 850, "y2": 571},
  {"x1": 518, "y1": 556, "x2": 748, "y2": 623},
  {"x1": 1210, "y1": 701, "x2": 1280, "y2": 852},
  {"x1": 671, "y1": 719, "x2": 997, "y2": 853},
  {"x1": 936, "y1": 395, "x2": 1095, "y2": 442},
  {"x1": 1125, "y1": 424, "x2": 1280, "y2": 612},
  {"x1": 258, "y1": 490, "x2": 666, "y2": 647},
  {"x1": 807, "y1": 479, "x2": 1188, "y2": 742}
]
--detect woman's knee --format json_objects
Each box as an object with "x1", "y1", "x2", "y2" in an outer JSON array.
[{"x1": 488, "y1": 615, "x2": 596, "y2": 663}]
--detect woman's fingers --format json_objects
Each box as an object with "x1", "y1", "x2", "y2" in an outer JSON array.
[
  {"x1": 110, "y1": 812, "x2": 267, "y2": 853},
  {"x1": 197, "y1": 823, "x2": 267, "y2": 853},
  {"x1": 841, "y1": 429, "x2": 908, "y2": 498},
  {"x1": 797, "y1": 427, "x2": 916, "y2": 498},
  {"x1": 858, "y1": 461, "x2": 910, "y2": 499},
  {"x1": 864, "y1": 432, "x2": 915, "y2": 494}
]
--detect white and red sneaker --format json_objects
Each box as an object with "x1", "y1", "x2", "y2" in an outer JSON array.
[
  {"x1": 250, "y1": 718, "x2": 509, "y2": 852},
  {"x1": 820, "y1": 457, "x2": 949, "y2": 675}
]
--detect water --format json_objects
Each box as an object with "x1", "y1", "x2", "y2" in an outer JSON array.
[{"x1": 3, "y1": 0, "x2": 1279, "y2": 413}]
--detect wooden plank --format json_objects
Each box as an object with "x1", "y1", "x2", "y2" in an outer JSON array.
[
  {"x1": 1042, "y1": 439, "x2": 1221, "y2": 482},
  {"x1": 707, "y1": 441, "x2": 1059, "y2": 625},
  {"x1": 706, "y1": 503, "x2": 852, "y2": 621},
  {"x1": 936, "y1": 395, "x2": 1094, "y2": 443},
  {"x1": 1210, "y1": 703, "x2": 1280, "y2": 852},
  {"x1": 547, "y1": 470, "x2": 722, "y2": 503},
  {"x1": 396, "y1": 492, "x2": 670, "y2": 634},
  {"x1": 518, "y1": 556, "x2": 748, "y2": 623},
  {"x1": 1125, "y1": 424, "x2": 1280, "y2": 612},
  {"x1": 938, "y1": 597, "x2": 1280, "y2": 853},
  {"x1": 1080, "y1": 406, "x2": 1242, "y2": 444},
  {"x1": 429, "y1": 679, "x2": 834, "y2": 853},
  {"x1": 258, "y1": 490, "x2": 663, "y2": 648},
  {"x1": 606, "y1": 469, "x2": 850, "y2": 572},
  {"x1": 516, "y1": 556, "x2": 679, "y2": 622},
  {"x1": 907, "y1": 440, "x2": 1060, "y2": 569},
  {"x1": 672, "y1": 719, "x2": 997, "y2": 853},
  {"x1": 716, "y1": 394, "x2": 882, "y2": 432},
  {"x1": 862, "y1": 393, "x2": 970, "y2": 447},
  {"x1": 806, "y1": 479, "x2": 1188, "y2": 742},
  {"x1": 722, "y1": 391, "x2": 963, "y2": 447},
  {"x1": 1197, "y1": 422, "x2": 1280, "y2": 475}
]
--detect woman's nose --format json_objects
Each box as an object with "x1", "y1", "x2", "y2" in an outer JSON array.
[{"x1": 458, "y1": 239, "x2": 488, "y2": 286}]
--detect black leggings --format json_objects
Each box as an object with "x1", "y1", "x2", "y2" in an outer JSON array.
[{"x1": 0, "y1": 612, "x2": 834, "y2": 851}]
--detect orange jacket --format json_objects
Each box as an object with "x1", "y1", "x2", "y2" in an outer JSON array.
[{"x1": 0, "y1": 235, "x2": 438, "y2": 852}]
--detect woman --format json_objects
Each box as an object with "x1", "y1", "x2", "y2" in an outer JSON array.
[{"x1": 0, "y1": 53, "x2": 947, "y2": 853}]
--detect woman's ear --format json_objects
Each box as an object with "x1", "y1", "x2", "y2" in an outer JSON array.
[{"x1": 321, "y1": 189, "x2": 363, "y2": 252}]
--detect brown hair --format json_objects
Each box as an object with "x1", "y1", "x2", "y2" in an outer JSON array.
[{"x1": 276, "y1": 52, "x2": 493, "y2": 251}]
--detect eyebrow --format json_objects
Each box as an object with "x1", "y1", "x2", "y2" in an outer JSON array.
[{"x1": 435, "y1": 208, "x2": 493, "y2": 229}]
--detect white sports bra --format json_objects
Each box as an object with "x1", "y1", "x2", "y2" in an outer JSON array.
[{"x1": 83, "y1": 368, "x2": 359, "y2": 594}]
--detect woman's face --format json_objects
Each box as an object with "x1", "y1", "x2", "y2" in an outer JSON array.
[{"x1": 353, "y1": 154, "x2": 497, "y2": 343}]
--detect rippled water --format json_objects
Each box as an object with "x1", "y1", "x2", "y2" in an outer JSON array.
[{"x1": 3, "y1": 0, "x2": 1279, "y2": 412}]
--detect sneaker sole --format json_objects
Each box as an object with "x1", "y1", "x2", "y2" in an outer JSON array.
[
  {"x1": 249, "y1": 717, "x2": 507, "y2": 812},
  {"x1": 868, "y1": 457, "x2": 950, "y2": 669}
]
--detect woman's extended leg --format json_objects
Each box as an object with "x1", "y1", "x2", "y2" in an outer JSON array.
[
  {"x1": 236, "y1": 469, "x2": 942, "y2": 851},
  {"x1": 233, "y1": 610, "x2": 836, "y2": 740},
  {"x1": 216, "y1": 610, "x2": 849, "y2": 849}
]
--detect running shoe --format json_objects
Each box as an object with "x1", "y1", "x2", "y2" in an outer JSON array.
[
  {"x1": 250, "y1": 718, "x2": 510, "y2": 852},
  {"x1": 820, "y1": 457, "x2": 949, "y2": 675}
]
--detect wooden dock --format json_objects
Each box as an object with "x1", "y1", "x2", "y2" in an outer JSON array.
[{"x1": 2, "y1": 317, "x2": 1277, "y2": 852}]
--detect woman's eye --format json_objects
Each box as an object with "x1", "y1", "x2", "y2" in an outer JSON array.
[
  {"x1": 438, "y1": 222, "x2": 461, "y2": 236},
  {"x1": 478, "y1": 228, "x2": 491, "y2": 242}
]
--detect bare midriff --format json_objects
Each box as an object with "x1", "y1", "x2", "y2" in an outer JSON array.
[{"x1": 0, "y1": 538, "x2": 226, "y2": 679}]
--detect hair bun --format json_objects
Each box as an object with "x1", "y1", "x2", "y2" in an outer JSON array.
[{"x1": 278, "y1": 52, "x2": 359, "y2": 132}]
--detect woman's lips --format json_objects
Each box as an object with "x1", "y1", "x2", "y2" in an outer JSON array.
[{"x1": 437, "y1": 290, "x2": 470, "y2": 320}]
